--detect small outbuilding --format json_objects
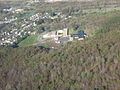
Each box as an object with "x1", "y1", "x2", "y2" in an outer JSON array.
[{"x1": 72, "y1": 31, "x2": 87, "y2": 40}]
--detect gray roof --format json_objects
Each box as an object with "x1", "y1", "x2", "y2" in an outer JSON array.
[{"x1": 59, "y1": 37, "x2": 69, "y2": 44}]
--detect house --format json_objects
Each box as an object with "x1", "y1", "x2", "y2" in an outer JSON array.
[
  {"x1": 33, "y1": 0, "x2": 41, "y2": 2},
  {"x1": 72, "y1": 31, "x2": 87, "y2": 40},
  {"x1": 0, "y1": 42, "x2": 3, "y2": 45},
  {"x1": 31, "y1": 31, "x2": 36, "y2": 35},
  {"x1": 34, "y1": 0, "x2": 39, "y2": 2},
  {"x1": 3, "y1": 7, "x2": 13, "y2": 12},
  {"x1": 15, "y1": 9, "x2": 24, "y2": 13}
]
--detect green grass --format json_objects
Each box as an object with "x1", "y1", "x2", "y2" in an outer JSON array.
[{"x1": 18, "y1": 35, "x2": 39, "y2": 47}]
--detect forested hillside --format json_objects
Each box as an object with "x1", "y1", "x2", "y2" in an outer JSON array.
[{"x1": 0, "y1": 9, "x2": 120, "y2": 90}]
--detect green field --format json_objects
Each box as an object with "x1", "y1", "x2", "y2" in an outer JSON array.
[{"x1": 18, "y1": 35, "x2": 39, "y2": 47}]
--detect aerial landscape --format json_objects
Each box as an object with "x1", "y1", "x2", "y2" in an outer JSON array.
[{"x1": 0, "y1": 0, "x2": 120, "y2": 89}]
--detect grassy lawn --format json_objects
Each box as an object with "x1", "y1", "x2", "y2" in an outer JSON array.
[{"x1": 18, "y1": 35, "x2": 39, "y2": 47}]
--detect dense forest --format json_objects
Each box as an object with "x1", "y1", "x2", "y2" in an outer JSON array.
[{"x1": 0, "y1": 1, "x2": 120, "y2": 90}]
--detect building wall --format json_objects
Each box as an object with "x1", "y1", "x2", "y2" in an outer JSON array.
[
  {"x1": 42, "y1": 28, "x2": 68, "y2": 39},
  {"x1": 56, "y1": 28, "x2": 68, "y2": 37}
]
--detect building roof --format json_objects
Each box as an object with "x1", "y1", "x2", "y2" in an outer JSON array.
[
  {"x1": 59, "y1": 37, "x2": 69, "y2": 44},
  {"x1": 72, "y1": 31, "x2": 87, "y2": 38},
  {"x1": 78, "y1": 31, "x2": 87, "y2": 36}
]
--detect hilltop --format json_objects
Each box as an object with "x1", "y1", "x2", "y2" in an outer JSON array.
[
  {"x1": 0, "y1": 9, "x2": 120, "y2": 89},
  {"x1": 0, "y1": 0, "x2": 120, "y2": 89}
]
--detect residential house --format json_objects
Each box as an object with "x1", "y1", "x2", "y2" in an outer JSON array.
[
  {"x1": 3, "y1": 7, "x2": 13, "y2": 12},
  {"x1": 15, "y1": 9, "x2": 24, "y2": 13},
  {"x1": 72, "y1": 31, "x2": 87, "y2": 40}
]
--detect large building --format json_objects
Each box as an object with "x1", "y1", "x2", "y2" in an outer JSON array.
[{"x1": 43, "y1": 28, "x2": 69, "y2": 39}]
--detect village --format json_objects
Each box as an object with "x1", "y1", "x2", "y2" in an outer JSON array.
[{"x1": 0, "y1": 1, "x2": 88, "y2": 48}]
